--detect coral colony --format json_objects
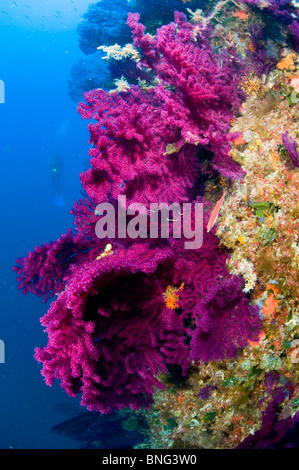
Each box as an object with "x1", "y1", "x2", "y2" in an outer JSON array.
[{"x1": 13, "y1": 0, "x2": 299, "y2": 448}]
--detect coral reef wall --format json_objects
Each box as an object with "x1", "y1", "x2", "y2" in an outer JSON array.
[{"x1": 14, "y1": 0, "x2": 299, "y2": 449}]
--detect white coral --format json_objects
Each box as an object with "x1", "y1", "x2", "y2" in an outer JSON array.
[{"x1": 98, "y1": 43, "x2": 141, "y2": 62}]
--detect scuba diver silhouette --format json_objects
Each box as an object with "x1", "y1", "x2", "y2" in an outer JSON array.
[{"x1": 49, "y1": 152, "x2": 64, "y2": 206}]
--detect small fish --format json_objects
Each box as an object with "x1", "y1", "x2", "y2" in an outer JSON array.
[
  {"x1": 24, "y1": 3, "x2": 31, "y2": 8},
  {"x1": 56, "y1": 10, "x2": 62, "y2": 16},
  {"x1": 1, "y1": 9, "x2": 8, "y2": 15},
  {"x1": 206, "y1": 189, "x2": 227, "y2": 233}
]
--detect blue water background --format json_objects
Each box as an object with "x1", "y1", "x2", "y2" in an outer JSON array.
[{"x1": 0, "y1": 0, "x2": 95, "y2": 449}]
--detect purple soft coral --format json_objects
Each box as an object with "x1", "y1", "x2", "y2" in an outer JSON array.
[
  {"x1": 190, "y1": 276, "x2": 261, "y2": 362},
  {"x1": 16, "y1": 206, "x2": 261, "y2": 413},
  {"x1": 12, "y1": 230, "x2": 93, "y2": 302},
  {"x1": 290, "y1": 20, "x2": 299, "y2": 51},
  {"x1": 128, "y1": 12, "x2": 246, "y2": 180},
  {"x1": 282, "y1": 131, "x2": 299, "y2": 167},
  {"x1": 237, "y1": 385, "x2": 299, "y2": 449},
  {"x1": 13, "y1": 12, "x2": 262, "y2": 414},
  {"x1": 241, "y1": 0, "x2": 299, "y2": 51},
  {"x1": 34, "y1": 243, "x2": 190, "y2": 413},
  {"x1": 78, "y1": 11, "x2": 246, "y2": 208}
]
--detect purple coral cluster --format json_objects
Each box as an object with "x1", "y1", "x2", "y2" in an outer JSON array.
[
  {"x1": 282, "y1": 131, "x2": 299, "y2": 167},
  {"x1": 241, "y1": 0, "x2": 299, "y2": 51},
  {"x1": 247, "y1": 23, "x2": 277, "y2": 77},
  {"x1": 78, "y1": 11, "x2": 246, "y2": 211},
  {"x1": 190, "y1": 276, "x2": 261, "y2": 362},
  {"x1": 237, "y1": 384, "x2": 299, "y2": 449},
  {"x1": 13, "y1": 12, "x2": 262, "y2": 413}
]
